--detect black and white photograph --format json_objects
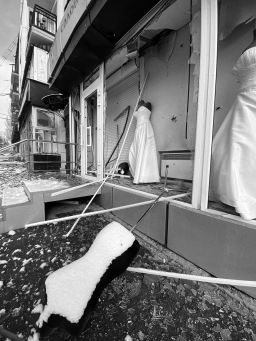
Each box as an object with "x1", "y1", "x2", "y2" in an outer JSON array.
[{"x1": 0, "y1": 0, "x2": 256, "y2": 340}]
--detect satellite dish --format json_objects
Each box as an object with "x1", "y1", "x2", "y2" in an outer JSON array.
[{"x1": 41, "y1": 93, "x2": 68, "y2": 110}]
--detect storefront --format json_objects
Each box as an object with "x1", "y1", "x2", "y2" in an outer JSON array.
[
  {"x1": 49, "y1": 0, "x2": 256, "y2": 298},
  {"x1": 19, "y1": 105, "x2": 66, "y2": 171}
]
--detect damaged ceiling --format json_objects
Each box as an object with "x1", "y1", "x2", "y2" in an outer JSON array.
[{"x1": 106, "y1": 0, "x2": 194, "y2": 77}]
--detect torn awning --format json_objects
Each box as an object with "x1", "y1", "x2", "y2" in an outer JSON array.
[{"x1": 48, "y1": 0, "x2": 165, "y2": 94}]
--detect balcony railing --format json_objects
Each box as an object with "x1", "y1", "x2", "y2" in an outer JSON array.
[
  {"x1": 30, "y1": 5, "x2": 57, "y2": 36},
  {"x1": 2, "y1": 139, "x2": 80, "y2": 174}
]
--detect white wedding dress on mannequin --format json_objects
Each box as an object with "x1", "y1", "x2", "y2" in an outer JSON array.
[
  {"x1": 129, "y1": 105, "x2": 160, "y2": 184},
  {"x1": 211, "y1": 46, "x2": 256, "y2": 219}
]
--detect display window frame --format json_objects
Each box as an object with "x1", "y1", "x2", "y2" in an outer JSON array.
[
  {"x1": 34, "y1": 127, "x2": 57, "y2": 154},
  {"x1": 191, "y1": 0, "x2": 218, "y2": 211},
  {"x1": 193, "y1": 0, "x2": 256, "y2": 227}
]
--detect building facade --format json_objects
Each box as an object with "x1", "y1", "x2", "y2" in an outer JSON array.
[
  {"x1": 10, "y1": 43, "x2": 20, "y2": 146},
  {"x1": 18, "y1": 0, "x2": 68, "y2": 171}
]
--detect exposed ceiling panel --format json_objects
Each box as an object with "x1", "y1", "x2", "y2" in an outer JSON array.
[
  {"x1": 145, "y1": 0, "x2": 191, "y2": 32},
  {"x1": 105, "y1": 0, "x2": 193, "y2": 76}
]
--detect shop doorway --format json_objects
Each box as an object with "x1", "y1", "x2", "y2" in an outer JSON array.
[{"x1": 80, "y1": 64, "x2": 104, "y2": 181}]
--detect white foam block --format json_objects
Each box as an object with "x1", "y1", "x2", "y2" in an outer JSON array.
[{"x1": 37, "y1": 221, "x2": 135, "y2": 326}]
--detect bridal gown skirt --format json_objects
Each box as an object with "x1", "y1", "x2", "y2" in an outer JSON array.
[
  {"x1": 129, "y1": 120, "x2": 160, "y2": 184},
  {"x1": 211, "y1": 89, "x2": 256, "y2": 219}
]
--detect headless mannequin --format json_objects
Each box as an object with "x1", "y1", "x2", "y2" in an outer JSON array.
[
  {"x1": 211, "y1": 22, "x2": 256, "y2": 219},
  {"x1": 137, "y1": 100, "x2": 152, "y2": 112},
  {"x1": 128, "y1": 100, "x2": 160, "y2": 184}
]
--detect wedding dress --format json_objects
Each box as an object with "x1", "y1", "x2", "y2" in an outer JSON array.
[
  {"x1": 129, "y1": 105, "x2": 160, "y2": 184},
  {"x1": 211, "y1": 46, "x2": 256, "y2": 219}
]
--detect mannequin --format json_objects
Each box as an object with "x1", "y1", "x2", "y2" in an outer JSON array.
[
  {"x1": 211, "y1": 26, "x2": 256, "y2": 219},
  {"x1": 129, "y1": 100, "x2": 160, "y2": 184}
]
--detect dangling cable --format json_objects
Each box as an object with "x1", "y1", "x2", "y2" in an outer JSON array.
[
  {"x1": 64, "y1": 74, "x2": 149, "y2": 237},
  {"x1": 105, "y1": 106, "x2": 130, "y2": 168},
  {"x1": 130, "y1": 165, "x2": 169, "y2": 233}
]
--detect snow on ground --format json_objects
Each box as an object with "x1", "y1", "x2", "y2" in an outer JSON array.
[
  {"x1": 1, "y1": 209, "x2": 256, "y2": 340},
  {"x1": 0, "y1": 164, "x2": 256, "y2": 340}
]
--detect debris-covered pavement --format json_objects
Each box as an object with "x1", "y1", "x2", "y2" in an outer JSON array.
[
  {"x1": 0, "y1": 162, "x2": 256, "y2": 340},
  {"x1": 0, "y1": 162, "x2": 82, "y2": 199}
]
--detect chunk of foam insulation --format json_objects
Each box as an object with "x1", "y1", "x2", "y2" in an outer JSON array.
[{"x1": 37, "y1": 221, "x2": 135, "y2": 325}]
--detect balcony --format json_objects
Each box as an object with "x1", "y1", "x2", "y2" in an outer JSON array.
[
  {"x1": 27, "y1": 5, "x2": 57, "y2": 53},
  {"x1": 21, "y1": 45, "x2": 49, "y2": 96},
  {"x1": 19, "y1": 46, "x2": 58, "y2": 120},
  {"x1": 19, "y1": 79, "x2": 59, "y2": 121}
]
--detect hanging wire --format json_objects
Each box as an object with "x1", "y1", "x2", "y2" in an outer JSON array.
[
  {"x1": 130, "y1": 165, "x2": 169, "y2": 233},
  {"x1": 105, "y1": 106, "x2": 130, "y2": 167},
  {"x1": 64, "y1": 74, "x2": 149, "y2": 237}
]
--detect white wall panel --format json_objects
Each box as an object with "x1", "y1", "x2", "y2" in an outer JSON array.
[{"x1": 143, "y1": 26, "x2": 192, "y2": 153}]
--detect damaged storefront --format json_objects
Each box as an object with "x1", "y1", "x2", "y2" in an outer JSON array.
[
  {"x1": 66, "y1": 0, "x2": 200, "y2": 190},
  {"x1": 48, "y1": 0, "x2": 256, "y2": 298}
]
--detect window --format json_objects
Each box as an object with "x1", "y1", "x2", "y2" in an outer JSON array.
[
  {"x1": 208, "y1": 0, "x2": 256, "y2": 220},
  {"x1": 37, "y1": 109, "x2": 55, "y2": 128},
  {"x1": 35, "y1": 129, "x2": 57, "y2": 154}
]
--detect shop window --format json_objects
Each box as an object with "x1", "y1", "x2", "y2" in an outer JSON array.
[
  {"x1": 209, "y1": 0, "x2": 256, "y2": 219},
  {"x1": 35, "y1": 129, "x2": 57, "y2": 154},
  {"x1": 104, "y1": 0, "x2": 201, "y2": 201},
  {"x1": 70, "y1": 87, "x2": 81, "y2": 174},
  {"x1": 37, "y1": 109, "x2": 55, "y2": 128}
]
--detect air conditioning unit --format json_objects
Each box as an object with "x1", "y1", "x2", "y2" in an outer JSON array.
[
  {"x1": 159, "y1": 150, "x2": 194, "y2": 181},
  {"x1": 30, "y1": 153, "x2": 61, "y2": 172}
]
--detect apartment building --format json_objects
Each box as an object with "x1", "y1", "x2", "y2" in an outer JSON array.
[
  {"x1": 10, "y1": 42, "x2": 20, "y2": 146},
  {"x1": 18, "y1": 0, "x2": 68, "y2": 171}
]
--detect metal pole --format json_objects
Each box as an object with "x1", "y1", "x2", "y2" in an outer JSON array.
[
  {"x1": 65, "y1": 74, "x2": 149, "y2": 237},
  {"x1": 25, "y1": 199, "x2": 159, "y2": 228},
  {"x1": 127, "y1": 267, "x2": 256, "y2": 288},
  {"x1": 0, "y1": 139, "x2": 28, "y2": 153},
  {"x1": 110, "y1": 74, "x2": 149, "y2": 178}
]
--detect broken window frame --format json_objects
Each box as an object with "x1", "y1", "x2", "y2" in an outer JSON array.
[
  {"x1": 191, "y1": 0, "x2": 218, "y2": 211},
  {"x1": 114, "y1": 0, "x2": 219, "y2": 211}
]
